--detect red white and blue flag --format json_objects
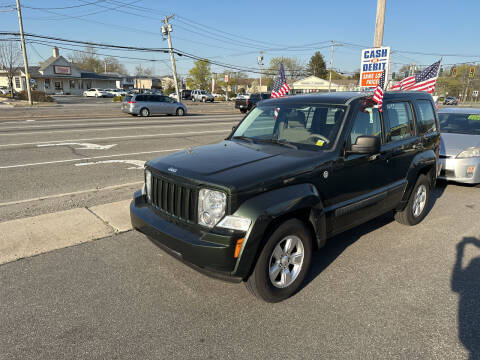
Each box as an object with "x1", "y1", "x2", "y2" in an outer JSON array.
[
  {"x1": 271, "y1": 63, "x2": 290, "y2": 98},
  {"x1": 372, "y1": 69, "x2": 386, "y2": 112},
  {"x1": 391, "y1": 60, "x2": 440, "y2": 94}
]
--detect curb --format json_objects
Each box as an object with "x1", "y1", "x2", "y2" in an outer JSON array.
[{"x1": 0, "y1": 199, "x2": 132, "y2": 266}]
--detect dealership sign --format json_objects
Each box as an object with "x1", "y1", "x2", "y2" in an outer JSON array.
[
  {"x1": 360, "y1": 46, "x2": 390, "y2": 87},
  {"x1": 53, "y1": 65, "x2": 72, "y2": 75}
]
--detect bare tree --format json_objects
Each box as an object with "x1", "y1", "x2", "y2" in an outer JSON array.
[{"x1": 0, "y1": 41, "x2": 22, "y2": 98}]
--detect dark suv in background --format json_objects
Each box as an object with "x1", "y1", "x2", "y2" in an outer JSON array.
[
  {"x1": 131, "y1": 91, "x2": 441, "y2": 302},
  {"x1": 235, "y1": 93, "x2": 271, "y2": 113}
]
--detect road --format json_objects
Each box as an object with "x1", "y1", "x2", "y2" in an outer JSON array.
[
  {"x1": 0, "y1": 103, "x2": 479, "y2": 359},
  {"x1": 0, "y1": 106, "x2": 242, "y2": 221}
]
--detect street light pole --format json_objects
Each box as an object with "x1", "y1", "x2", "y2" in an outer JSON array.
[
  {"x1": 162, "y1": 15, "x2": 180, "y2": 101},
  {"x1": 373, "y1": 0, "x2": 386, "y2": 47},
  {"x1": 15, "y1": 0, "x2": 32, "y2": 105}
]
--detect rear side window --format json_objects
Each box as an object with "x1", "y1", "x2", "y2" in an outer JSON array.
[
  {"x1": 124, "y1": 95, "x2": 132, "y2": 102},
  {"x1": 384, "y1": 102, "x2": 415, "y2": 142},
  {"x1": 416, "y1": 100, "x2": 437, "y2": 134},
  {"x1": 135, "y1": 95, "x2": 144, "y2": 101}
]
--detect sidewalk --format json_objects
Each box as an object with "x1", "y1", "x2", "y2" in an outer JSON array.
[{"x1": 0, "y1": 199, "x2": 133, "y2": 265}]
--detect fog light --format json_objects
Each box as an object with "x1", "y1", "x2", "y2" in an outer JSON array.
[{"x1": 217, "y1": 216, "x2": 251, "y2": 231}]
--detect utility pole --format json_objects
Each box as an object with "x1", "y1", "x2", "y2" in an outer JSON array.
[
  {"x1": 162, "y1": 15, "x2": 180, "y2": 101},
  {"x1": 373, "y1": 0, "x2": 386, "y2": 47},
  {"x1": 15, "y1": 0, "x2": 32, "y2": 105},
  {"x1": 328, "y1": 41, "x2": 342, "y2": 92},
  {"x1": 257, "y1": 52, "x2": 264, "y2": 93}
]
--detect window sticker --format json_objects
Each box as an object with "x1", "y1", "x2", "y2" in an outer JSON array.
[
  {"x1": 315, "y1": 140, "x2": 325, "y2": 147},
  {"x1": 468, "y1": 114, "x2": 480, "y2": 121},
  {"x1": 365, "y1": 107, "x2": 374, "y2": 124}
]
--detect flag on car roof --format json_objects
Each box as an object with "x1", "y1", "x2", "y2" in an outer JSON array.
[
  {"x1": 271, "y1": 63, "x2": 290, "y2": 98},
  {"x1": 372, "y1": 69, "x2": 386, "y2": 112},
  {"x1": 391, "y1": 60, "x2": 441, "y2": 94}
]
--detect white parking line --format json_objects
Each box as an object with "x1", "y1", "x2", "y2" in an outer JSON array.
[
  {"x1": 0, "y1": 181, "x2": 143, "y2": 207},
  {"x1": 0, "y1": 148, "x2": 183, "y2": 169},
  {"x1": 0, "y1": 121, "x2": 237, "y2": 137},
  {"x1": 0, "y1": 129, "x2": 231, "y2": 148}
]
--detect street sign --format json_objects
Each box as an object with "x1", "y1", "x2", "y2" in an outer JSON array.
[
  {"x1": 473, "y1": 90, "x2": 479, "y2": 97},
  {"x1": 469, "y1": 67, "x2": 476, "y2": 79},
  {"x1": 360, "y1": 46, "x2": 390, "y2": 87},
  {"x1": 224, "y1": 74, "x2": 230, "y2": 83}
]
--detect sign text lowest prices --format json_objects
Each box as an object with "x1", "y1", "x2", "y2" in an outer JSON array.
[{"x1": 360, "y1": 46, "x2": 390, "y2": 88}]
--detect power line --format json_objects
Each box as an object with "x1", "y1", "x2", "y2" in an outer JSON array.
[{"x1": 22, "y1": 0, "x2": 107, "y2": 10}]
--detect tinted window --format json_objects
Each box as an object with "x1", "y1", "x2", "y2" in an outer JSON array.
[
  {"x1": 135, "y1": 95, "x2": 146, "y2": 101},
  {"x1": 416, "y1": 100, "x2": 437, "y2": 134},
  {"x1": 124, "y1": 95, "x2": 132, "y2": 102},
  {"x1": 261, "y1": 94, "x2": 271, "y2": 100},
  {"x1": 350, "y1": 107, "x2": 382, "y2": 145},
  {"x1": 384, "y1": 102, "x2": 414, "y2": 142},
  {"x1": 439, "y1": 113, "x2": 480, "y2": 135}
]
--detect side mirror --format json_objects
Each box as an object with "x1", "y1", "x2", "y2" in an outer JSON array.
[{"x1": 350, "y1": 136, "x2": 380, "y2": 154}]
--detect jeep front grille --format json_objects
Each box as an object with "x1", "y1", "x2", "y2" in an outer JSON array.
[{"x1": 150, "y1": 174, "x2": 197, "y2": 222}]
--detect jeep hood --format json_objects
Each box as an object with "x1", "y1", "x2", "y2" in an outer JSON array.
[{"x1": 147, "y1": 140, "x2": 328, "y2": 191}]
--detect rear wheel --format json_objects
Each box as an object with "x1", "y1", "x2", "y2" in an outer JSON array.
[
  {"x1": 245, "y1": 219, "x2": 312, "y2": 302},
  {"x1": 202, "y1": 97, "x2": 206, "y2": 102},
  {"x1": 140, "y1": 107, "x2": 150, "y2": 117},
  {"x1": 192, "y1": 97, "x2": 196, "y2": 102},
  {"x1": 176, "y1": 107, "x2": 185, "y2": 116},
  {"x1": 395, "y1": 174, "x2": 430, "y2": 225}
]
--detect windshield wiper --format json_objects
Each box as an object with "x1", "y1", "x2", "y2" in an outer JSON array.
[
  {"x1": 232, "y1": 136, "x2": 255, "y2": 144},
  {"x1": 257, "y1": 138, "x2": 298, "y2": 149}
]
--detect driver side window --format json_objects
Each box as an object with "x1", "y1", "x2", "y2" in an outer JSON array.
[{"x1": 350, "y1": 107, "x2": 382, "y2": 145}]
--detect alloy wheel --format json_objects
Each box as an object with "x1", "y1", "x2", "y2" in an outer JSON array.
[
  {"x1": 268, "y1": 235, "x2": 304, "y2": 288},
  {"x1": 413, "y1": 184, "x2": 427, "y2": 217}
]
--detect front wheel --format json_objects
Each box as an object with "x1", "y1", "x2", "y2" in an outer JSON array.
[
  {"x1": 245, "y1": 219, "x2": 312, "y2": 302},
  {"x1": 176, "y1": 107, "x2": 185, "y2": 116},
  {"x1": 192, "y1": 97, "x2": 195, "y2": 102},
  {"x1": 395, "y1": 174, "x2": 430, "y2": 225},
  {"x1": 240, "y1": 109, "x2": 247, "y2": 114}
]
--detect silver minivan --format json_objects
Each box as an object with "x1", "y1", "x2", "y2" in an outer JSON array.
[{"x1": 122, "y1": 94, "x2": 187, "y2": 117}]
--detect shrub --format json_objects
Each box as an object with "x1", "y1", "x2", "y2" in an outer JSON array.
[
  {"x1": 112, "y1": 96, "x2": 125, "y2": 102},
  {"x1": 17, "y1": 90, "x2": 54, "y2": 102}
]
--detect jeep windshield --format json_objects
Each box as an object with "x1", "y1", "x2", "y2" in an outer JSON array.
[{"x1": 232, "y1": 104, "x2": 346, "y2": 150}]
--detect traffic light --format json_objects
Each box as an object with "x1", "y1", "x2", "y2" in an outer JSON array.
[
  {"x1": 451, "y1": 67, "x2": 457, "y2": 77},
  {"x1": 469, "y1": 67, "x2": 476, "y2": 78}
]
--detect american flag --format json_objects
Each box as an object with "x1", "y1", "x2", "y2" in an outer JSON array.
[
  {"x1": 372, "y1": 69, "x2": 385, "y2": 112},
  {"x1": 271, "y1": 63, "x2": 290, "y2": 98},
  {"x1": 391, "y1": 60, "x2": 440, "y2": 93}
]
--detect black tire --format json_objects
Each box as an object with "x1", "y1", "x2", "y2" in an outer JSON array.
[
  {"x1": 240, "y1": 109, "x2": 247, "y2": 114},
  {"x1": 395, "y1": 174, "x2": 430, "y2": 226},
  {"x1": 140, "y1": 107, "x2": 150, "y2": 117},
  {"x1": 192, "y1": 97, "x2": 195, "y2": 102},
  {"x1": 176, "y1": 107, "x2": 185, "y2": 116},
  {"x1": 245, "y1": 219, "x2": 312, "y2": 302}
]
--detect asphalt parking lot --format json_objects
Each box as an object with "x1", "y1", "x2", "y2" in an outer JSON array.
[{"x1": 1, "y1": 181, "x2": 479, "y2": 359}]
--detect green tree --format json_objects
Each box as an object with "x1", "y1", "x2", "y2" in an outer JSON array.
[
  {"x1": 306, "y1": 51, "x2": 327, "y2": 78},
  {"x1": 267, "y1": 57, "x2": 305, "y2": 82},
  {"x1": 187, "y1": 60, "x2": 211, "y2": 90},
  {"x1": 68, "y1": 46, "x2": 102, "y2": 73}
]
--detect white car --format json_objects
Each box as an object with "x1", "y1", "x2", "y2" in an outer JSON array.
[
  {"x1": 83, "y1": 88, "x2": 109, "y2": 97},
  {"x1": 105, "y1": 88, "x2": 127, "y2": 97}
]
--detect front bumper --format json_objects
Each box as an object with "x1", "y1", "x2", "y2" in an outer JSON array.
[
  {"x1": 130, "y1": 190, "x2": 244, "y2": 282},
  {"x1": 438, "y1": 157, "x2": 480, "y2": 184}
]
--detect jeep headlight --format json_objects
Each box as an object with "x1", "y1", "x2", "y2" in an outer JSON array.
[
  {"x1": 198, "y1": 189, "x2": 226, "y2": 228},
  {"x1": 144, "y1": 169, "x2": 152, "y2": 202},
  {"x1": 457, "y1": 147, "x2": 480, "y2": 158}
]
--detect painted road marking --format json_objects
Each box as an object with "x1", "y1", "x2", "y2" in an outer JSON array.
[
  {"x1": 37, "y1": 142, "x2": 117, "y2": 150},
  {"x1": 0, "y1": 121, "x2": 237, "y2": 137},
  {"x1": 76, "y1": 159, "x2": 145, "y2": 170},
  {"x1": 0, "y1": 148, "x2": 183, "y2": 169},
  {"x1": 0, "y1": 181, "x2": 143, "y2": 207},
  {"x1": 0, "y1": 129, "x2": 231, "y2": 148}
]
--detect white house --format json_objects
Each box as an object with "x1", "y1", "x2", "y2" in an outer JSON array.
[{"x1": 0, "y1": 47, "x2": 119, "y2": 95}]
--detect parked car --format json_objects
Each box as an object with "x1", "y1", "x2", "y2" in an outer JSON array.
[
  {"x1": 0, "y1": 86, "x2": 9, "y2": 95},
  {"x1": 235, "y1": 92, "x2": 271, "y2": 113},
  {"x1": 438, "y1": 108, "x2": 480, "y2": 184},
  {"x1": 443, "y1": 96, "x2": 458, "y2": 105},
  {"x1": 191, "y1": 89, "x2": 214, "y2": 102},
  {"x1": 181, "y1": 89, "x2": 192, "y2": 100},
  {"x1": 83, "y1": 88, "x2": 109, "y2": 97},
  {"x1": 130, "y1": 91, "x2": 440, "y2": 302},
  {"x1": 122, "y1": 94, "x2": 187, "y2": 117},
  {"x1": 105, "y1": 88, "x2": 127, "y2": 97}
]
